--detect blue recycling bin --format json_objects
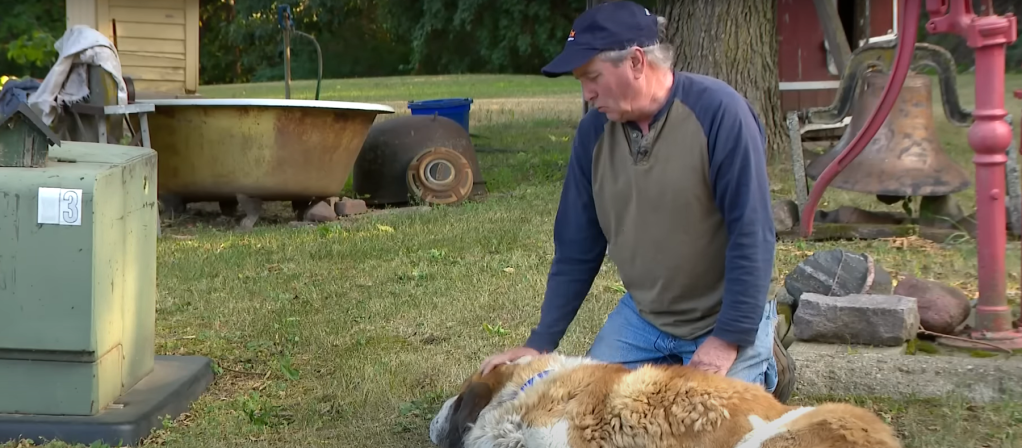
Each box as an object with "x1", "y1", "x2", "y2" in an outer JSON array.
[{"x1": 407, "y1": 98, "x2": 474, "y2": 134}]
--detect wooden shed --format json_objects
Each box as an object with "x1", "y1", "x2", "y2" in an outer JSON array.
[
  {"x1": 776, "y1": 0, "x2": 899, "y2": 112},
  {"x1": 66, "y1": 0, "x2": 200, "y2": 97}
]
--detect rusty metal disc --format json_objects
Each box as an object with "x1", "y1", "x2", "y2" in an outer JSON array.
[{"x1": 406, "y1": 147, "x2": 474, "y2": 205}]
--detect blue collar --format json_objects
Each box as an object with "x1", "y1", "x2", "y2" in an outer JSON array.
[{"x1": 519, "y1": 369, "x2": 554, "y2": 392}]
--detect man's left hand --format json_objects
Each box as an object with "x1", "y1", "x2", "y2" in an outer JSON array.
[{"x1": 688, "y1": 336, "x2": 738, "y2": 376}]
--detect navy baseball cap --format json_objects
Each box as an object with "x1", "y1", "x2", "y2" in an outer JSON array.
[{"x1": 541, "y1": 1, "x2": 659, "y2": 78}]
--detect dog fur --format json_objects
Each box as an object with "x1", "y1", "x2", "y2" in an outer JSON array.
[{"x1": 429, "y1": 353, "x2": 902, "y2": 448}]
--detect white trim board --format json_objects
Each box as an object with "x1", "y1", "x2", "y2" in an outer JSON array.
[{"x1": 779, "y1": 81, "x2": 840, "y2": 90}]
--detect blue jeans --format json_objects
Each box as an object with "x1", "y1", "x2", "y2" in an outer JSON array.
[{"x1": 586, "y1": 292, "x2": 779, "y2": 394}]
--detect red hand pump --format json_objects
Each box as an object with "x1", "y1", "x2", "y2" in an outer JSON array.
[{"x1": 799, "y1": 0, "x2": 1022, "y2": 350}]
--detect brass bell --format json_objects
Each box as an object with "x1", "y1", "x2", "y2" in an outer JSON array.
[{"x1": 804, "y1": 70, "x2": 971, "y2": 197}]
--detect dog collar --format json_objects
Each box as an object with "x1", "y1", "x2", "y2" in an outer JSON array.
[{"x1": 519, "y1": 369, "x2": 554, "y2": 392}]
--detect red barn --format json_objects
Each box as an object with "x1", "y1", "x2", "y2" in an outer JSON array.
[{"x1": 777, "y1": 0, "x2": 900, "y2": 112}]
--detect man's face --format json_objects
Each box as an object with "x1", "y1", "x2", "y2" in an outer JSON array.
[{"x1": 572, "y1": 49, "x2": 643, "y2": 122}]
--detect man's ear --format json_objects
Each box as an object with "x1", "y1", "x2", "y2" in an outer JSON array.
[
  {"x1": 630, "y1": 47, "x2": 646, "y2": 76},
  {"x1": 440, "y1": 381, "x2": 494, "y2": 448}
]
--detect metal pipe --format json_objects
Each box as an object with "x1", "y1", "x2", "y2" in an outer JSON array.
[
  {"x1": 923, "y1": 0, "x2": 1022, "y2": 350},
  {"x1": 283, "y1": 22, "x2": 292, "y2": 100},
  {"x1": 278, "y1": 4, "x2": 294, "y2": 100},
  {"x1": 800, "y1": 0, "x2": 921, "y2": 234},
  {"x1": 294, "y1": 30, "x2": 323, "y2": 101}
]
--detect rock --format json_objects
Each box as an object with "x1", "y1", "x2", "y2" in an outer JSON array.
[
  {"x1": 793, "y1": 293, "x2": 919, "y2": 347},
  {"x1": 304, "y1": 200, "x2": 337, "y2": 222},
  {"x1": 892, "y1": 276, "x2": 971, "y2": 335},
  {"x1": 772, "y1": 199, "x2": 799, "y2": 232},
  {"x1": 784, "y1": 249, "x2": 893, "y2": 303},
  {"x1": 774, "y1": 287, "x2": 798, "y2": 311},
  {"x1": 335, "y1": 197, "x2": 368, "y2": 216}
]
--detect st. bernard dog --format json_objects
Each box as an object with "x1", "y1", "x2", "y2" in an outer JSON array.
[{"x1": 429, "y1": 353, "x2": 902, "y2": 448}]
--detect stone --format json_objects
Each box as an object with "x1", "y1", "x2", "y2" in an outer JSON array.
[
  {"x1": 774, "y1": 287, "x2": 798, "y2": 312},
  {"x1": 784, "y1": 249, "x2": 893, "y2": 302},
  {"x1": 772, "y1": 199, "x2": 799, "y2": 231},
  {"x1": 304, "y1": 200, "x2": 337, "y2": 222},
  {"x1": 892, "y1": 276, "x2": 971, "y2": 335},
  {"x1": 792, "y1": 293, "x2": 919, "y2": 347},
  {"x1": 335, "y1": 197, "x2": 368, "y2": 216}
]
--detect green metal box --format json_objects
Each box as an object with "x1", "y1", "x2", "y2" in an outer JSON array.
[{"x1": 0, "y1": 141, "x2": 158, "y2": 416}]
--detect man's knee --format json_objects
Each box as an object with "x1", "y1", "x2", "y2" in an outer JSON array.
[{"x1": 586, "y1": 293, "x2": 670, "y2": 366}]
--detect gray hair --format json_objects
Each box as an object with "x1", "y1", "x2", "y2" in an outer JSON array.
[{"x1": 596, "y1": 16, "x2": 674, "y2": 69}]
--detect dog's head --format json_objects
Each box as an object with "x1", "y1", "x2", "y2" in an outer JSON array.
[{"x1": 428, "y1": 355, "x2": 546, "y2": 448}]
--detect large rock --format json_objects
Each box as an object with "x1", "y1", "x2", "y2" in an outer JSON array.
[
  {"x1": 772, "y1": 199, "x2": 799, "y2": 232},
  {"x1": 784, "y1": 249, "x2": 893, "y2": 304},
  {"x1": 893, "y1": 276, "x2": 971, "y2": 335},
  {"x1": 793, "y1": 293, "x2": 919, "y2": 347},
  {"x1": 304, "y1": 200, "x2": 337, "y2": 222},
  {"x1": 335, "y1": 197, "x2": 368, "y2": 216}
]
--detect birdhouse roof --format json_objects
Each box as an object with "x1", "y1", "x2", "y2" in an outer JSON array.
[{"x1": 0, "y1": 103, "x2": 61, "y2": 147}]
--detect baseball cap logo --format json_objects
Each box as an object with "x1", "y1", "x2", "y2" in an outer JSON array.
[{"x1": 567, "y1": 29, "x2": 575, "y2": 41}]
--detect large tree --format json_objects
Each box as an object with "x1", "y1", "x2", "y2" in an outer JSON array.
[{"x1": 656, "y1": 0, "x2": 789, "y2": 161}]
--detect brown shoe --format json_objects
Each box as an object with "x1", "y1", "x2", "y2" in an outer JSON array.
[{"x1": 772, "y1": 331, "x2": 796, "y2": 404}]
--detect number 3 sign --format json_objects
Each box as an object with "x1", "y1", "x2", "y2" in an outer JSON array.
[{"x1": 37, "y1": 187, "x2": 83, "y2": 226}]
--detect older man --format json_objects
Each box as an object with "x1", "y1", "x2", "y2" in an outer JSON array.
[{"x1": 480, "y1": 1, "x2": 794, "y2": 402}]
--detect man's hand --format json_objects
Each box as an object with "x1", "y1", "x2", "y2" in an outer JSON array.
[
  {"x1": 480, "y1": 346, "x2": 541, "y2": 375},
  {"x1": 688, "y1": 336, "x2": 738, "y2": 376}
]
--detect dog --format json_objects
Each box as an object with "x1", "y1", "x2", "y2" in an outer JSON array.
[{"x1": 429, "y1": 353, "x2": 902, "y2": 448}]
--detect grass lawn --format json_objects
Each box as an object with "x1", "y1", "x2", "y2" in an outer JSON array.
[{"x1": 9, "y1": 73, "x2": 1022, "y2": 447}]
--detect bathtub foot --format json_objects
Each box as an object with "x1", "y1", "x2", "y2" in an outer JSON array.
[{"x1": 236, "y1": 194, "x2": 263, "y2": 231}]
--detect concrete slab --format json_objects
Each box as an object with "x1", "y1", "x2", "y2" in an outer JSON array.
[
  {"x1": 789, "y1": 341, "x2": 908, "y2": 356},
  {"x1": 0, "y1": 356, "x2": 214, "y2": 447},
  {"x1": 789, "y1": 346, "x2": 1022, "y2": 404}
]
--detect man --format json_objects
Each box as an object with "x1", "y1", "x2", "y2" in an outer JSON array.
[{"x1": 479, "y1": 1, "x2": 795, "y2": 402}]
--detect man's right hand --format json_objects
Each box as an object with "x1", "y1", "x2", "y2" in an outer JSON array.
[{"x1": 479, "y1": 346, "x2": 541, "y2": 375}]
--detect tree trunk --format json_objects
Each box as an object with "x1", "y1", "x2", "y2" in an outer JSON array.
[{"x1": 655, "y1": 0, "x2": 789, "y2": 162}]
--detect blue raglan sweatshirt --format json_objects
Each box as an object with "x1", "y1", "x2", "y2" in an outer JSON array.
[{"x1": 524, "y1": 71, "x2": 776, "y2": 353}]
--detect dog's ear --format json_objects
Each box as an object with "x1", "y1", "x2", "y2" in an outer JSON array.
[{"x1": 440, "y1": 381, "x2": 494, "y2": 448}]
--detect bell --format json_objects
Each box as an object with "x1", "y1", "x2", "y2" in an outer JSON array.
[{"x1": 804, "y1": 71, "x2": 971, "y2": 197}]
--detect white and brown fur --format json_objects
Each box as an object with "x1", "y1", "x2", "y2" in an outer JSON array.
[{"x1": 429, "y1": 353, "x2": 902, "y2": 448}]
